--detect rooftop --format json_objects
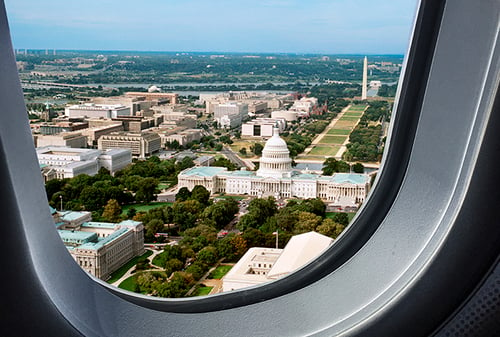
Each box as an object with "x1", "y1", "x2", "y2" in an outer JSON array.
[
  {"x1": 78, "y1": 228, "x2": 130, "y2": 250},
  {"x1": 181, "y1": 166, "x2": 227, "y2": 177}
]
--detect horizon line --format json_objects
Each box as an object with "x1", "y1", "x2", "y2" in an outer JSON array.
[{"x1": 13, "y1": 48, "x2": 405, "y2": 57}]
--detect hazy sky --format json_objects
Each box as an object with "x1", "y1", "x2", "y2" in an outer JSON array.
[{"x1": 5, "y1": 0, "x2": 417, "y2": 54}]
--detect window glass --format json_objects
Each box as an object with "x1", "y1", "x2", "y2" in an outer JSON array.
[{"x1": 5, "y1": 0, "x2": 416, "y2": 298}]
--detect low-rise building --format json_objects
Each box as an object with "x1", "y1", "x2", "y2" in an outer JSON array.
[
  {"x1": 35, "y1": 132, "x2": 88, "y2": 148},
  {"x1": 53, "y1": 207, "x2": 144, "y2": 280},
  {"x1": 65, "y1": 103, "x2": 131, "y2": 119},
  {"x1": 214, "y1": 102, "x2": 248, "y2": 129},
  {"x1": 241, "y1": 118, "x2": 286, "y2": 138},
  {"x1": 222, "y1": 232, "x2": 333, "y2": 292},
  {"x1": 271, "y1": 110, "x2": 299, "y2": 122},
  {"x1": 160, "y1": 129, "x2": 203, "y2": 147},
  {"x1": 98, "y1": 132, "x2": 161, "y2": 158},
  {"x1": 37, "y1": 146, "x2": 132, "y2": 180}
]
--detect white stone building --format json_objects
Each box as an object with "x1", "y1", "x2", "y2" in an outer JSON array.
[
  {"x1": 53, "y1": 208, "x2": 144, "y2": 280},
  {"x1": 214, "y1": 102, "x2": 248, "y2": 128},
  {"x1": 178, "y1": 128, "x2": 370, "y2": 205},
  {"x1": 65, "y1": 103, "x2": 131, "y2": 119},
  {"x1": 222, "y1": 232, "x2": 333, "y2": 292},
  {"x1": 241, "y1": 118, "x2": 286, "y2": 138},
  {"x1": 36, "y1": 146, "x2": 132, "y2": 180}
]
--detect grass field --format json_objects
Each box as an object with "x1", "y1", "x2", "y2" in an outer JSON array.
[
  {"x1": 121, "y1": 202, "x2": 173, "y2": 215},
  {"x1": 193, "y1": 286, "x2": 213, "y2": 296},
  {"x1": 209, "y1": 265, "x2": 233, "y2": 279},
  {"x1": 318, "y1": 135, "x2": 347, "y2": 144},
  {"x1": 339, "y1": 117, "x2": 361, "y2": 122},
  {"x1": 334, "y1": 120, "x2": 358, "y2": 129},
  {"x1": 325, "y1": 212, "x2": 357, "y2": 222},
  {"x1": 118, "y1": 274, "x2": 140, "y2": 292},
  {"x1": 327, "y1": 129, "x2": 351, "y2": 135},
  {"x1": 309, "y1": 146, "x2": 340, "y2": 156},
  {"x1": 107, "y1": 250, "x2": 153, "y2": 284}
]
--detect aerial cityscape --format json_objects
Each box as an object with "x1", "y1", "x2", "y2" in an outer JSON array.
[{"x1": 6, "y1": 0, "x2": 413, "y2": 299}]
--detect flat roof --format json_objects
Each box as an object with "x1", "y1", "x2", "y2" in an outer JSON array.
[
  {"x1": 59, "y1": 211, "x2": 91, "y2": 222},
  {"x1": 81, "y1": 222, "x2": 117, "y2": 229},
  {"x1": 181, "y1": 166, "x2": 227, "y2": 177},
  {"x1": 78, "y1": 228, "x2": 129, "y2": 250},
  {"x1": 58, "y1": 230, "x2": 97, "y2": 243}
]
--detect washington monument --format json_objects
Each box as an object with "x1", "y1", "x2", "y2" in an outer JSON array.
[{"x1": 362, "y1": 56, "x2": 368, "y2": 100}]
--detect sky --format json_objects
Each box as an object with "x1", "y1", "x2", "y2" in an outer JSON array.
[{"x1": 5, "y1": 0, "x2": 417, "y2": 54}]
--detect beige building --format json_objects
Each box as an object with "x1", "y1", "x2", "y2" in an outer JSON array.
[
  {"x1": 54, "y1": 208, "x2": 144, "y2": 280},
  {"x1": 35, "y1": 132, "x2": 88, "y2": 148},
  {"x1": 98, "y1": 132, "x2": 161, "y2": 158},
  {"x1": 80, "y1": 123, "x2": 124, "y2": 147},
  {"x1": 222, "y1": 232, "x2": 334, "y2": 292}
]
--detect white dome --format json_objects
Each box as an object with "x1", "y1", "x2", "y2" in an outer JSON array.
[{"x1": 257, "y1": 128, "x2": 293, "y2": 179}]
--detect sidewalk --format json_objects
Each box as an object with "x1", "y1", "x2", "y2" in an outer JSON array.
[{"x1": 111, "y1": 249, "x2": 163, "y2": 287}]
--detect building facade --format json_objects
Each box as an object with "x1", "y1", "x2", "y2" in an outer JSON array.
[
  {"x1": 37, "y1": 146, "x2": 132, "y2": 180},
  {"x1": 214, "y1": 102, "x2": 248, "y2": 128},
  {"x1": 178, "y1": 128, "x2": 371, "y2": 206},
  {"x1": 98, "y1": 132, "x2": 161, "y2": 158},
  {"x1": 222, "y1": 232, "x2": 333, "y2": 292},
  {"x1": 54, "y1": 208, "x2": 144, "y2": 280},
  {"x1": 65, "y1": 103, "x2": 131, "y2": 119},
  {"x1": 241, "y1": 118, "x2": 286, "y2": 138}
]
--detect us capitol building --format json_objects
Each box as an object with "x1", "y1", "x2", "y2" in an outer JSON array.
[{"x1": 178, "y1": 128, "x2": 371, "y2": 206}]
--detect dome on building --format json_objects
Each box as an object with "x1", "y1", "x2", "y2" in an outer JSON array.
[
  {"x1": 257, "y1": 128, "x2": 293, "y2": 179},
  {"x1": 148, "y1": 85, "x2": 161, "y2": 93}
]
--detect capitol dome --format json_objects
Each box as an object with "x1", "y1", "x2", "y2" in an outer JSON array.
[{"x1": 257, "y1": 127, "x2": 293, "y2": 179}]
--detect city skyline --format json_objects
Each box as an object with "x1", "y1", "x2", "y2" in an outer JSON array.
[{"x1": 5, "y1": 0, "x2": 417, "y2": 54}]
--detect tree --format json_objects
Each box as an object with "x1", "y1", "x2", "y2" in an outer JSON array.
[
  {"x1": 316, "y1": 218, "x2": 346, "y2": 239},
  {"x1": 197, "y1": 246, "x2": 218, "y2": 265},
  {"x1": 126, "y1": 207, "x2": 137, "y2": 219},
  {"x1": 239, "y1": 147, "x2": 247, "y2": 155},
  {"x1": 331, "y1": 213, "x2": 350, "y2": 226},
  {"x1": 202, "y1": 199, "x2": 239, "y2": 230},
  {"x1": 352, "y1": 162, "x2": 365, "y2": 173},
  {"x1": 145, "y1": 219, "x2": 164, "y2": 241},
  {"x1": 102, "y1": 199, "x2": 122, "y2": 223},
  {"x1": 322, "y1": 157, "x2": 350, "y2": 175},
  {"x1": 176, "y1": 187, "x2": 191, "y2": 202},
  {"x1": 251, "y1": 143, "x2": 264, "y2": 156},
  {"x1": 191, "y1": 185, "x2": 210, "y2": 205},
  {"x1": 293, "y1": 212, "x2": 322, "y2": 234},
  {"x1": 135, "y1": 177, "x2": 159, "y2": 204}
]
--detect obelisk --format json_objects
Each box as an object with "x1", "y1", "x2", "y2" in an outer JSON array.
[{"x1": 362, "y1": 56, "x2": 368, "y2": 100}]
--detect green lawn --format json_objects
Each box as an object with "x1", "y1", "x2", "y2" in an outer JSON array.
[
  {"x1": 118, "y1": 274, "x2": 140, "y2": 292},
  {"x1": 325, "y1": 212, "x2": 357, "y2": 222},
  {"x1": 121, "y1": 202, "x2": 173, "y2": 215},
  {"x1": 327, "y1": 129, "x2": 351, "y2": 135},
  {"x1": 309, "y1": 146, "x2": 340, "y2": 156},
  {"x1": 107, "y1": 250, "x2": 153, "y2": 284},
  {"x1": 333, "y1": 120, "x2": 357, "y2": 129},
  {"x1": 319, "y1": 135, "x2": 347, "y2": 144},
  {"x1": 209, "y1": 265, "x2": 233, "y2": 279},
  {"x1": 339, "y1": 116, "x2": 361, "y2": 121},
  {"x1": 157, "y1": 183, "x2": 170, "y2": 190},
  {"x1": 193, "y1": 286, "x2": 213, "y2": 296}
]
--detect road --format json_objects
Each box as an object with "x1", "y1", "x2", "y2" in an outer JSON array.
[{"x1": 221, "y1": 146, "x2": 250, "y2": 169}]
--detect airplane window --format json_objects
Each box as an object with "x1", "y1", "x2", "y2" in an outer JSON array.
[
  {"x1": 4, "y1": 0, "x2": 417, "y2": 298},
  {"x1": 1, "y1": 0, "x2": 499, "y2": 336}
]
